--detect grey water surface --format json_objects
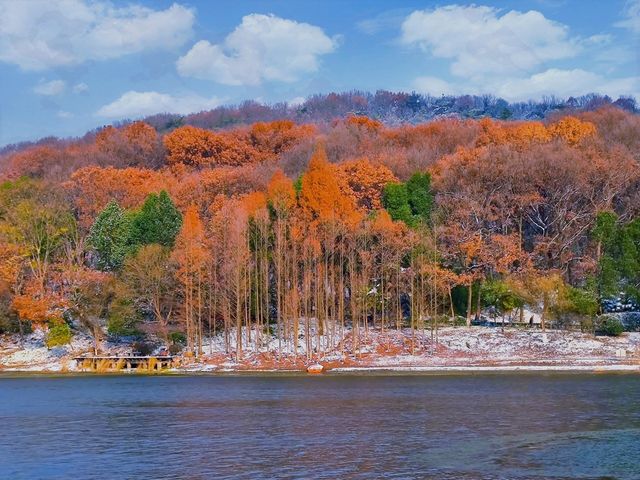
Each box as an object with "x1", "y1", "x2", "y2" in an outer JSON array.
[{"x1": 0, "y1": 373, "x2": 639, "y2": 479}]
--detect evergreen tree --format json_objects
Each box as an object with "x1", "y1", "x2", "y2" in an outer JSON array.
[
  {"x1": 406, "y1": 172, "x2": 433, "y2": 224},
  {"x1": 87, "y1": 201, "x2": 133, "y2": 271},
  {"x1": 129, "y1": 191, "x2": 182, "y2": 249},
  {"x1": 382, "y1": 183, "x2": 413, "y2": 226},
  {"x1": 592, "y1": 212, "x2": 640, "y2": 303},
  {"x1": 383, "y1": 174, "x2": 433, "y2": 228}
]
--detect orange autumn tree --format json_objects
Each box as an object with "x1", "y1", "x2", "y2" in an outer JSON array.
[
  {"x1": 299, "y1": 144, "x2": 359, "y2": 224},
  {"x1": 164, "y1": 126, "x2": 220, "y2": 167},
  {"x1": 0, "y1": 243, "x2": 31, "y2": 331},
  {"x1": 548, "y1": 116, "x2": 597, "y2": 145},
  {"x1": 4, "y1": 146, "x2": 66, "y2": 179},
  {"x1": 170, "y1": 164, "x2": 269, "y2": 213},
  {"x1": 0, "y1": 242, "x2": 25, "y2": 294},
  {"x1": 0, "y1": 242, "x2": 28, "y2": 334},
  {"x1": 163, "y1": 125, "x2": 259, "y2": 168},
  {"x1": 476, "y1": 118, "x2": 509, "y2": 147},
  {"x1": 477, "y1": 118, "x2": 552, "y2": 150},
  {"x1": 11, "y1": 279, "x2": 64, "y2": 326},
  {"x1": 509, "y1": 121, "x2": 551, "y2": 147},
  {"x1": 247, "y1": 120, "x2": 315, "y2": 160},
  {"x1": 337, "y1": 157, "x2": 398, "y2": 211},
  {"x1": 266, "y1": 170, "x2": 296, "y2": 352},
  {"x1": 345, "y1": 115, "x2": 383, "y2": 132},
  {"x1": 242, "y1": 191, "x2": 270, "y2": 348},
  {"x1": 68, "y1": 166, "x2": 167, "y2": 228},
  {"x1": 95, "y1": 121, "x2": 162, "y2": 168},
  {"x1": 267, "y1": 169, "x2": 296, "y2": 213},
  {"x1": 172, "y1": 204, "x2": 209, "y2": 355},
  {"x1": 206, "y1": 196, "x2": 250, "y2": 359},
  {"x1": 122, "y1": 121, "x2": 158, "y2": 148},
  {"x1": 299, "y1": 145, "x2": 362, "y2": 349},
  {"x1": 448, "y1": 231, "x2": 492, "y2": 327}
]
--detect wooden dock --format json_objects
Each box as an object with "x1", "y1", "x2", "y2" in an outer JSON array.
[{"x1": 74, "y1": 355, "x2": 177, "y2": 372}]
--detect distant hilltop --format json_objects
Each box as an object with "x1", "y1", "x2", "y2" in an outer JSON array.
[
  {"x1": 143, "y1": 90, "x2": 638, "y2": 134},
  {"x1": 1, "y1": 90, "x2": 637, "y2": 155}
]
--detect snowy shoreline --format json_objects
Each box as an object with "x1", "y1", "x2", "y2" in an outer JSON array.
[
  {"x1": 329, "y1": 364, "x2": 640, "y2": 373},
  {"x1": 2, "y1": 326, "x2": 639, "y2": 375},
  {"x1": 2, "y1": 363, "x2": 640, "y2": 375}
]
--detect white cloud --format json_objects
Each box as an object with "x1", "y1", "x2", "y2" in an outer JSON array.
[
  {"x1": 616, "y1": 0, "x2": 640, "y2": 33},
  {"x1": 356, "y1": 9, "x2": 407, "y2": 35},
  {"x1": 0, "y1": 1, "x2": 194, "y2": 70},
  {"x1": 404, "y1": 5, "x2": 639, "y2": 102},
  {"x1": 412, "y1": 77, "x2": 463, "y2": 96},
  {"x1": 96, "y1": 91, "x2": 223, "y2": 119},
  {"x1": 288, "y1": 96, "x2": 306, "y2": 107},
  {"x1": 57, "y1": 110, "x2": 73, "y2": 119},
  {"x1": 494, "y1": 69, "x2": 640, "y2": 101},
  {"x1": 33, "y1": 79, "x2": 66, "y2": 96},
  {"x1": 177, "y1": 14, "x2": 338, "y2": 85},
  {"x1": 401, "y1": 5, "x2": 578, "y2": 78},
  {"x1": 73, "y1": 82, "x2": 89, "y2": 94},
  {"x1": 413, "y1": 69, "x2": 639, "y2": 102}
]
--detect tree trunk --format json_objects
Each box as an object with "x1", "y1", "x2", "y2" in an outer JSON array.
[{"x1": 466, "y1": 284, "x2": 473, "y2": 327}]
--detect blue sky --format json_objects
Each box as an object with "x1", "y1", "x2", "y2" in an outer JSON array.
[{"x1": 0, "y1": 0, "x2": 638, "y2": 145}]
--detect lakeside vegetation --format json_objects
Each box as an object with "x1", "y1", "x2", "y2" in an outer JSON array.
[{"x1": 0, "y1": 100, "x2": 639, "y2": 361}]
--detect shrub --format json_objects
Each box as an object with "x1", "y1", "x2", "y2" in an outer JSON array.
[
  {"x1": 452, "y1": 315, "x2": 468, "y2": 327},
  {"x1": 131, "y1": 341, "x2": 154, "y2": 356},
  {"x1": 0, "y1": 310, "x2": 32, "y2": 335},
  {"x1": 168, "y1": 331, "x2": 186, "y2": 345},
  {"x1": 107, "y1": 315, "x2": 140, "y2": 338},
  {"x1": 168, "y1": 344, "x2": 183, "y2": 355},
  {"x1": 566, "y1": 286, "x2": 599, "y2": 316},
  {"x1": 107, "y1": 298, "x2": 140, "y2": 338},
  {"x1": 580, "y1": 317, "x2": 594, "y2": 333},
  {"x1": 46, "y1": 323, "x2": 72, "y2": 348},
  {"x1": 596, "y1": 315, "x2": 624, "y2": 337}
]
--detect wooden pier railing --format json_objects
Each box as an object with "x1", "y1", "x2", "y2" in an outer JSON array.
[{"x1": 74, "y1": 355, "x2": 177, "y2": 372}]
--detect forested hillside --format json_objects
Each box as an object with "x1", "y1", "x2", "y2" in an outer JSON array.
[
  {"x1": 0, "y1": 103, "x2": 638, "y2": 357},
  {"x1": 150, "y1": 91, "x2": 637, "y2": 132},
  {"x1": 2, "y1": 91, "x2": 637, "y2": 157}
]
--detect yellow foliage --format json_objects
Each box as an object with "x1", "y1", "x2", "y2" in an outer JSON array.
[{"x1": 548, "y1": 116, "x2": 597, "y2": 145}]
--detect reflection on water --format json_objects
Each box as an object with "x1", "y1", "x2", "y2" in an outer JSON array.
[{"x1": 0, "y1": 373, "x2": 639, "y2": 479}]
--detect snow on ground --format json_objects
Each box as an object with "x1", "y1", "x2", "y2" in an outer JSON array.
[
  {"x1": 435, "y1": 327, "x2": 636, "y2": 358},
  {"x1": 345, "y1": 327, "x2": 640, "y2": 370},
  {"x1": 1, "y1": 325, "x2": 639, "y2": 372},
  {"x1": 0, "y1": 328, "x2": 127, "y2": 372},
  {"x1": 173, "y1": 326, "x2": 640, "y2": 372},
  {"x1": 332, "y1": 364, "x2": 640, "y2": 372}
]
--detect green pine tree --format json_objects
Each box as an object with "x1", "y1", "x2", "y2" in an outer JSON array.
[
  {"x1": 382, "y1": 182, "x2": 414, "y2": 226},
  {"x1": 87, "y1": 200, "x2": 133, "y2": 271},
  {"x1": 129, "y1": 190, "x2": 182, "y2": 249},
  {"x1": 406, "y1": 172, "x2": 433, "y2": 224},
  {"x1": 592, "y1": 211, "x2": 640, "y2": 303}
]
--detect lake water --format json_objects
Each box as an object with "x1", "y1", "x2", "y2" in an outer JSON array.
[{"x1": 1, "y1": 373, "x2": 639, "y2": 479}]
